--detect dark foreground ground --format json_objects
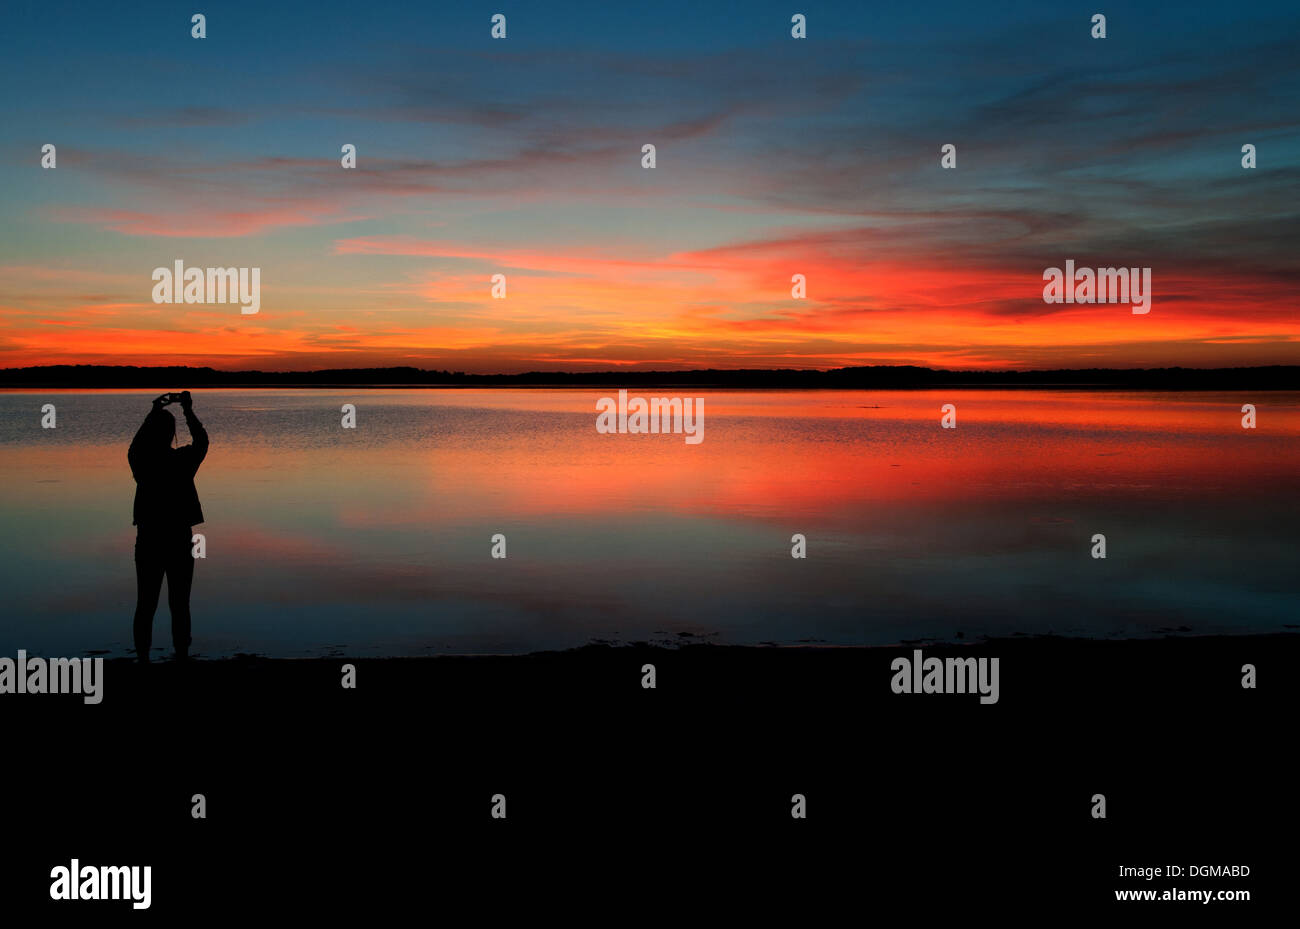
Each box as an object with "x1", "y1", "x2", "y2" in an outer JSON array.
[{"x1": 5, "y1": 634, "x2": 1295, "y2": 918}]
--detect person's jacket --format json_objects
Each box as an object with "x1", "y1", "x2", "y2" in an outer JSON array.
[{"x1": 129, "y1": 408, "x2": 208, "y2": 529}]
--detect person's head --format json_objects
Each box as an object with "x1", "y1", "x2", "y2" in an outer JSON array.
[{"x1": 143, "y1": 407, "x2": 176, "y2": 451}]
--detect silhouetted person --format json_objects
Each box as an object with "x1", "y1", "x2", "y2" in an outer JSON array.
[{"x1": 129, "y1": 390, "x2": 208, "y2": 662}]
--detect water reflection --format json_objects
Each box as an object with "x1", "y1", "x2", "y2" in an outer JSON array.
[{"x1": 1, "y1": 388, "x2": 1296, "y2": 656}]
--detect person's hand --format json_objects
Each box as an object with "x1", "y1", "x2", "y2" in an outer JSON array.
[
  {"x1": 152, "y1": 393, "x2": 170, "y2": 408},
  {"x1": 179, "y1": 390, "x2": 193, "y2": 411}
]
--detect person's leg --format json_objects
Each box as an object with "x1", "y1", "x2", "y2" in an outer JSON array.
[
  {"x1": 166, "y1": 528, "x2": 195, "y2": 659},
  {"x1": 133, "y1": 532, "x2": 165, "y2": 662}
]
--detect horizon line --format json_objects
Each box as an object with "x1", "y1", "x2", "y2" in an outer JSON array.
[
  {"x1": 5, "y1": 362, "x2": 1299, "y2": 374},
  {"x1": 2, "y1": 362, "x2": 1297, "y2": 390}
]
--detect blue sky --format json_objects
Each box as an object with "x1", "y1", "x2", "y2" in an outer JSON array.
[{"x1": 1, "y1": 0, "x2": 1297, "y2": 370}]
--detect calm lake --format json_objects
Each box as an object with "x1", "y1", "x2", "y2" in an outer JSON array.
[{"x1": 1, "y1": 388, "x2": 1296, "y2": 657}]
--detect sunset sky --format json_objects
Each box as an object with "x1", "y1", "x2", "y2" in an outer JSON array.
[{"x1": 2, "y1": 0, "x2": 1297, "y2": 372}]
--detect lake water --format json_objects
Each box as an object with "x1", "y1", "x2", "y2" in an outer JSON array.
[{"x1": 1, "y1": 388, "x2": 1296, "y2": 657}]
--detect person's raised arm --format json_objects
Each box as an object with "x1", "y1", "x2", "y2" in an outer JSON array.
[{"x1": 180, "y1": 391, "x2": 208, "y2": 467}]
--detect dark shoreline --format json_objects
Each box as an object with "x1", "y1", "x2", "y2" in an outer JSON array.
[
  {"x1": 26, "y1": 631, "x2": 1297, "y2": 710},
  {"x1": 3, "y1": 362, "x2": 1297, "y2": 390},
  {"x1": 10, "y1": 632, "x2": 1292, "y2": 914}
]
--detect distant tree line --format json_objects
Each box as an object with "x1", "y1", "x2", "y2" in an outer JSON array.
[{"x1": 1, "y1": 363, "x2": 1295, "y2": 389}]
